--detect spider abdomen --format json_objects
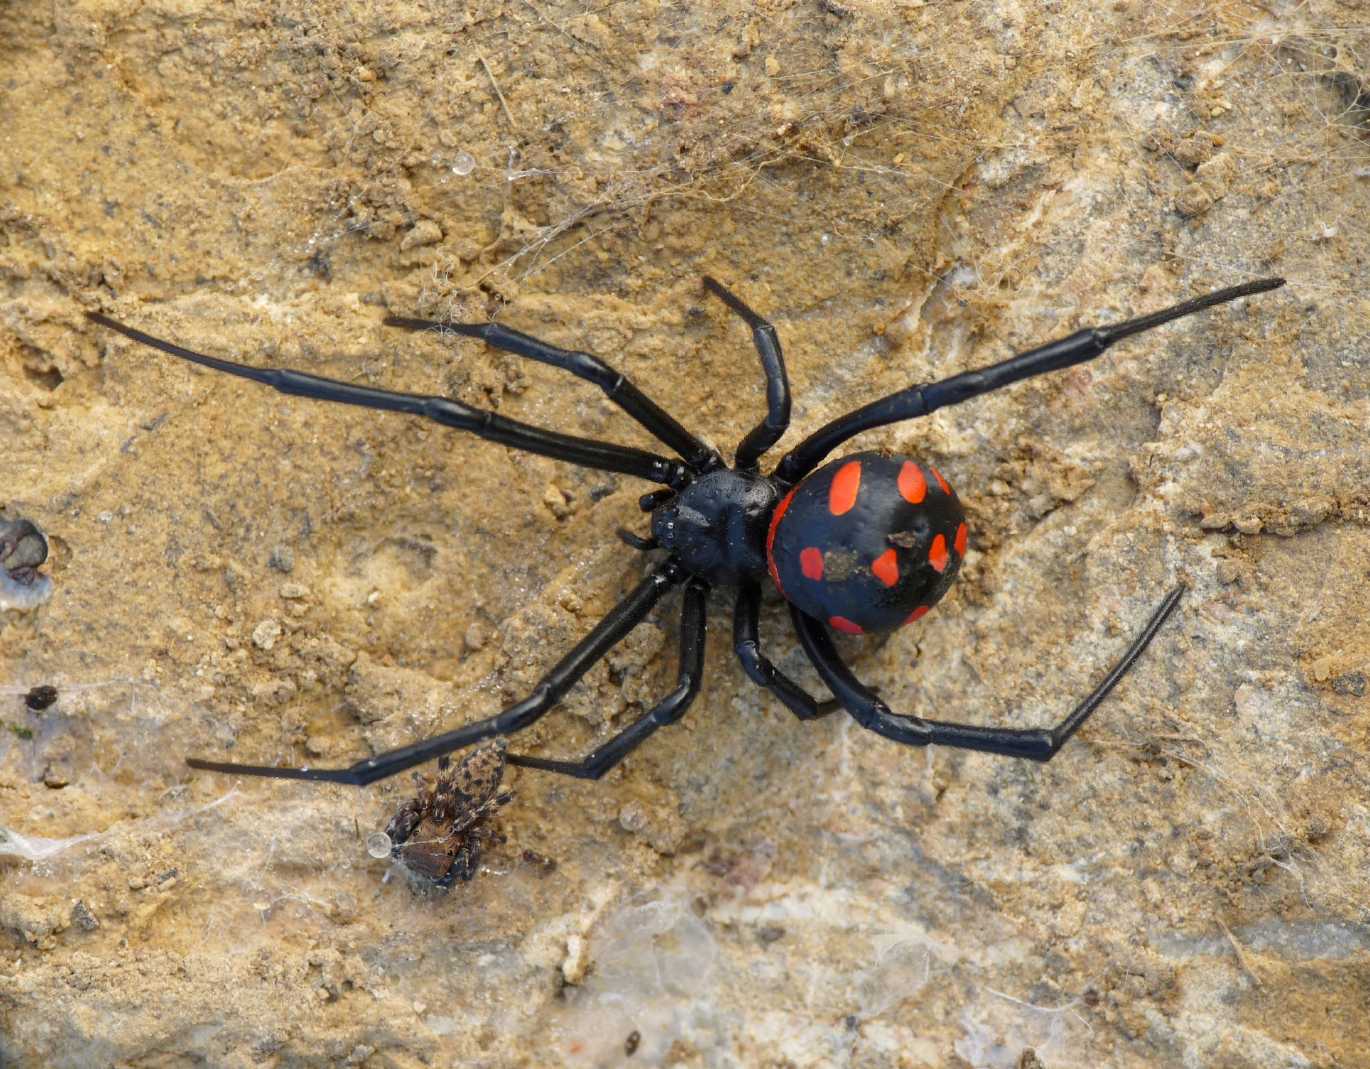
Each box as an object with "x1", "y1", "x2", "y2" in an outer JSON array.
[{"x1": 766, "y1": 450, "x2": 967, "y2": 634}]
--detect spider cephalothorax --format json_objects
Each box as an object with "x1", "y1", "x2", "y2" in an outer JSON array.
[
  {"x1": 650, "y1": 466, "x2": 780, "y2": 584},
  {"x1": 87, "y1": 273, "x2": 1283, "y2": 788}
]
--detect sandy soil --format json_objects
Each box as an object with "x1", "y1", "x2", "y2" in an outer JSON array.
[{"x1": 2, "y1": 1, "x2": 1368, "y2": 1066}]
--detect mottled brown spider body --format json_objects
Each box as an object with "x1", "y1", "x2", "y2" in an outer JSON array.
[{"x1": 385, "y1": 740, "x2": 511, "y2": 889}]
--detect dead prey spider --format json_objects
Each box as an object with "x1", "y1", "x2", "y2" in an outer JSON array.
[
  {"x1": 87, "y1": 274, "x2": 1284, "y2": 786},
  {"x1": 379, "y1": 740, "x2": 511, "y2": 889}
]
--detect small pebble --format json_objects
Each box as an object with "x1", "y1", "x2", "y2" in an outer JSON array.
[
  {"x1": 42, "y1": 768, "x2": 69, "y2": 789},
  {"x1": 463, "y1": 621, "x2": 487, "y2": 652},
  {"x1": 618, "y1": 801, "x2": 648, "y2": 834},
  {"x1": 1215, "y1": 560, "x2": 1243, "y2": 585},
  {"x1": 756, "y1": 924, "x2": 785, "y2": 945},
  {"x1": 562, "y1": 934, "x2": 589, "y2": 985},
  {"x1": 543, "y1": 483, "x2": 572, "y2": 520},
  {"x1": 1331, "y1": 672, "x2": 1366, "y2": 697},
  {"x1": 1176, "y1": 184, "x2": 1213, "y2": 219},
  {"x1": 70, "y1": 901, "x2": 99, "y2": 931},
  {"x1": 252, "y1": 619, "x2": 282, "y2": 650},
  {"x1": 366, "y1": 832, "x2": 393, "y2": 859},
  {"x1": 400, "y1": 220, "x2": 443, "y2": 251}
]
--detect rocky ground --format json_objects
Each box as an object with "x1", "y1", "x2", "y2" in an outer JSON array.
[{"x1": 2, "y1": 1, "x2": 1367, "y2": 1066}]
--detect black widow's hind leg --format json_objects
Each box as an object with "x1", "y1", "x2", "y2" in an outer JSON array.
[
  {"x1": 185, "y1": 559, "x2": 687, "y2": 785},
  {"x1": 383, "y1": 314, "x2": 719, "y2": 472},
  {"x1": 505, "y1": 579, "x2": 708, "y2": 779},
  {"x1": 86, "y1": 313, "x2": 689, "y2": 487},
  {"x1": 790, "y1": 586, "x2": 1185, "y2": 759},
  {"x1": 733, "y1": 580, "x2": 840, "y2": 720},
  {"x1": 702, "y1": 277, "x2": 792, "y2": 471}
]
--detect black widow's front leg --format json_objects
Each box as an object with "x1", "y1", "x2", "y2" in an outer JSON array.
[
  {"x1": 383, "y1": 314, "x2": 719, "y2": 472},
  {"x1": 790, "y1": 586, "x2": 1185, "y2": 759},
  {"x1": 86, "y1": 313, "x2": 689, "y2": 487},
  {"x1": 702, "y1": 277, "x2": 792, "y2": 471},
  {"x1": 733, "y1": 580, "x2": 840, "y2": 721},
  {"x1": 775, "y1": 278, "x2": 1285, "y2": 483},
  {"x1": 505, "y1": 579, "x2": 709, "y2": 780},
  {"x1": 185, "y1": 559, "x2": 687, "y2": 785}
]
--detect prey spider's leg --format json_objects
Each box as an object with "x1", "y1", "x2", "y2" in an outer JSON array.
[
  {"x1": 733, "y1": 580, "x2": 840, "y2": 720},
  {"x1": 383, "y1": 315, "x2": 718, "y2": 472},
  {"x1": 506, "y1": 578, "x2": 707, "y2": 779},
  {"x1": 702, "y1": 277, "x2": 791, "y2": 471},
  {"x1": 185, "y1": 559, "x2": 687, "y2": 786},
  {"x1": 790, "y1": 586, "x2": 1185, "y2": 759},
  {"x1": 87, "y1": 313, "x2": 688, "y2": 487},
  {"x1": 775, "y1": 278, "x2": 1285, "y2": 482}
]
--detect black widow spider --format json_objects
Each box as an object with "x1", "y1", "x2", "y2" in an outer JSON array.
[{"x1": 88, "y1": 274, "x2": 1283, "y2": 785}]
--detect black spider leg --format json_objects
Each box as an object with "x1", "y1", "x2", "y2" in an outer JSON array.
[
  {"x1": 790, "y1": 585, "x2": 1185, "y2": 759},
  {"x1": 505, "y1": 578, "x2": 708, "y2": 780},
  {"x1": 383, "y1": 314, "x2": 718, "y2": 472},
  {"x1": 701, "y1": 277, "x2": 791, "y2": 471},
  {"x1": 775, "y1": 278, "x2": 1286, "y2": 483},
  {"x1": 86, "y1": 313, "x2": 688, "y2": 487},
  {"x1": 185, "y1": 559, "x2": 687, "y2": 785},
  {"x1": 616, "y1": 527, "x2": 659, "y2": 551},
  {"x1": 733, "y1": 579, "x2": 840, "y2": 720}
]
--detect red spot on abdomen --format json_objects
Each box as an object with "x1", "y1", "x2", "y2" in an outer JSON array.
[
  {"x1": 829, "y1": 615, "x2": 864, "y2": 634},
  {"x1": 800, "y1": 547, "x2": 824, "y2": 581},
  {"x1": 903, "y1": 605, "x2": 930, "y2": 626},
  {"x1": 766, "y1": 487, "x2": 797, "y2": 595},
  {"x1": 829, "y1": 461, "x2": 862, "y2": 516},
  {"x1": 871, "y1": 548, "x2": 899, "y2": 587},
  {"x1": 897, "y1": 462, "x2": 927, "y2": 504},
  {"x1": 928, "y1": 533, "x2": 949, "y2": 573},
  {"x1": 954, "y1": 522, "x2": 968, "y2": 557},
  {"x1": 931, "y1": 466, "x2": 952, "y2": 495}
]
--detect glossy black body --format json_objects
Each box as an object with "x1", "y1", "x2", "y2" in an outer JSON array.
[
  {"x1": 651, "y1": 467, "x2": 780, "y2": 584},
  {"x1": 86, "y1": 275, "x2": 1283, "y2": 788},
  {"x1": 769, "y1": 451, "x2": 966, "y2": 633}
]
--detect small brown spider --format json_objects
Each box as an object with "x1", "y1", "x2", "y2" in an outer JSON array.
[{"x1": 383, "y1": 739, "x2": 512, "y2": 889}]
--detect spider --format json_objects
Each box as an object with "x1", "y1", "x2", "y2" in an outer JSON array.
[
  {"x1": 382, "y1": 739, "x2": 512, "y2": 889},
  {"x1": 87, "y1": 274, "x2": 1283, "y2": 786}
]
